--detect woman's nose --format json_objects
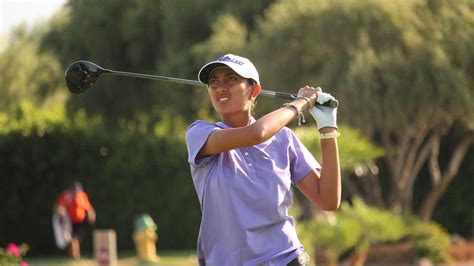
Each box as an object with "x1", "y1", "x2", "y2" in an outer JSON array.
[{"x1": 216, "y1": 84, "x2": 228, "y2": 93}]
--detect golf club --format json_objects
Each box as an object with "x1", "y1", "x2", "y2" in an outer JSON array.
[{"x1": 65, "y1": 60, "x2": 338, "y2": 108}]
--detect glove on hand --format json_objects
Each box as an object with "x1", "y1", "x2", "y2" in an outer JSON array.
[{"x1": 309, "y1": 88, "x2": 338, "y2": 130}]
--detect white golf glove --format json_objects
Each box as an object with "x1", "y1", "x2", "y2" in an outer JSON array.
[{"x1": 309, "y1": 89, "x2": 338, "y2": 130}]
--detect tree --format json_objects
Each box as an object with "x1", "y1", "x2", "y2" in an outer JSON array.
[
  {"x1": 415, "y1": 0, "x2": 474, "y2": 221},
  {"x1": 40, "y1": 0, "x2": 164, "y2": 127},
  {"x1": 248, "y1": 0, "x2": 473, "y2": 220},
  {"x1": 295, "y1": 125, "x2": 385, "y2": 217},
  {"x1": 40, "y1": 0, "x2": 276, "y2": 128},
  {"x1": 0, "y1": 24, "x2": 67, "y2": 114}
]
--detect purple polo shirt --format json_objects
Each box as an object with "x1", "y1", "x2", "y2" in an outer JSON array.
[{"x1": 186, "y1": 118, "x2": 320, "y2": 266}]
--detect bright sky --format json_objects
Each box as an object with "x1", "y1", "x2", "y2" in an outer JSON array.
[{"x1": 0, "y1": 0, "x2": 67, "y2": 36}]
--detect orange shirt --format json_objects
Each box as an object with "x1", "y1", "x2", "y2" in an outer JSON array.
[{"x1": 56, "y1": 191, "x2": 91, "y2": 223}]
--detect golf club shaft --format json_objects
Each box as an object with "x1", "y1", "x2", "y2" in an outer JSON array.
[
  {"x1": 105, "y1": 69, "x2": 205, "y2": 87},
  {"x1": 104, "y1": 69, "x2": 338, "y2": 107}
]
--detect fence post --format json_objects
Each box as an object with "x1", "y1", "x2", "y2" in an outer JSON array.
[{"x1": 93, "y1": 229, "x2": 117, "y2": 266}]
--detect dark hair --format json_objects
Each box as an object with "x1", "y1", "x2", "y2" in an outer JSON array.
[{"x1": 70, "y1": 181, "x2": 83, "y2": 191}]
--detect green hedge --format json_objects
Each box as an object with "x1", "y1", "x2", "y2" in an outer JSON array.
[{"x1": 0, "y1": 105, "x2": 200, "y2": 255}]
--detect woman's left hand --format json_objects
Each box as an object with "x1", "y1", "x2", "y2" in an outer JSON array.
[{"x1": 308, "y1": 88, "x2": 338, "y2": 130}]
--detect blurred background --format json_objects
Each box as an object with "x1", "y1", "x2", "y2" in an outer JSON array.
[{"x1": 1, "y1": 0, "x2": 473, "y2": 265}]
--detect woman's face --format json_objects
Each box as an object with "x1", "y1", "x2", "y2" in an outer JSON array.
[{"x1": 207, "y1": 66, "x2": 255, "y2": 117}]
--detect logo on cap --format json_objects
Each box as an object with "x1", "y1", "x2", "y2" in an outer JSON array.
[{"x1": 216, "y1": 55, "x2": 245, "y2": 66}]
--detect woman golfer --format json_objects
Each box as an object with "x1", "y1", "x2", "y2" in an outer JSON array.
[{"x1": 186, "y1": 54, "x2": 341, "y2": 266}]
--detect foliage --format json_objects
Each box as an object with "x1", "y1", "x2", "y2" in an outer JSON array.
[
  {"x1": 0, "y1": 104, "x2": 200, "y2": 254},
  {"x1": 0, "y1": 243, "x2": 29, "y2": 266},
  {"x1": 192, "y1": 14, "x2": 250, "y2": 66},
  {"x1": 0, "y1": 25, "x2": 67, "y2": 114},
  {"x1": 0, "y1": 101, "x2": 79, "y2": 136},
  {"x1": 246, "y1": 0, "x2": 474, "y2": 217},
  {"x1": 38, "y1": 0, "x2": 276, "y2": 126},
  {"x1": 410, "y1": 221, "x2": 452, "y2": 263},
  {"x1": 298, "y1": 198, "x2": 451, "y2": 264},
  {"x1": 294, "y1": 125, "x2": 384, "y2": 171},
  {"x1": 1, "y1": 0, "x2": 474, "y2": 256},
  {"x1": 251, "y1": 0, "x2": 474, "y2": 125}
]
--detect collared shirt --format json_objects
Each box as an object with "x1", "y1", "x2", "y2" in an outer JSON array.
[
  {"x1": 55, "y1": 191, "x2": 91, "y2": 224},
  {"x1": 186, "y1": 118, "x2": 320, "y2": 266}
]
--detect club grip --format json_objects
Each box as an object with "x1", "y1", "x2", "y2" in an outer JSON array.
[
  {"x1": 318, "y1": 98, "x2": 339, "y2": 108},
  {"x1": 273, "y1": 92, "x2": 339, "y2": 108}
]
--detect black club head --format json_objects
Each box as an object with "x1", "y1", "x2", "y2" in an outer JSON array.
[{"x1": 65, "y1": 60, "x2": 106, "y2": 94}]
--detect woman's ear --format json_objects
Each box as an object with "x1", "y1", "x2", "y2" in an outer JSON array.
[{"x1": 251, "y1": 84, "x2": 261, "y2": 98}]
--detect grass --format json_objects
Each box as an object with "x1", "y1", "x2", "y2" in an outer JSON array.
[{"x1": 25, "y1": 250, "x2": 198, "y2": 266}]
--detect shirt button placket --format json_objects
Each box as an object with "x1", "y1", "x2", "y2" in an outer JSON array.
[
  {"x1": 243, "y1": 148, "x2": 258, "y2": 178},
  {"x1": 244, "y1": 150, "x2": 252, "y2": 167}
]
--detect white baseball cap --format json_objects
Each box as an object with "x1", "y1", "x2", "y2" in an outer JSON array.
[{"x1": 198, "y1": 54, "x2": 260, "y2": 86}]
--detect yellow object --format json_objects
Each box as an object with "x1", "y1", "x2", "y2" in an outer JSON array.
[{"x1": 133, "y1": 228, "x2": 159, "y2": 262}]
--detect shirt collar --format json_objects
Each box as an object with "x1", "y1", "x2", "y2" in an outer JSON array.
[{"x1": 215, "y1": 116, "x2": 256, "y2": 129}]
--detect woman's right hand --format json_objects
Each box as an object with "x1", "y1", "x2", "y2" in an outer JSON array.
[{"x1": 297, "y1": 86, "x2": 318, "y2": 111}]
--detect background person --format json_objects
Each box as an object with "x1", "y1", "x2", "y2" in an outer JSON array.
[
  {"x1": 55, "y1": 181, "x2": 96, "y2": 259},
  {"x1": 186, "y1": 54, "x2": 341, "y2": 265}
]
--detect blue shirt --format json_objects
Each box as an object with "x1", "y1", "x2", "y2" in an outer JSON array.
[{"x1": 186, "y1": 119, "x2": 320, "y2": 266}]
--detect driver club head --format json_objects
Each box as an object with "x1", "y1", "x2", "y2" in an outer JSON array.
[{"x1": 65, "y1": 60, "x2": 107, "y2": 94}]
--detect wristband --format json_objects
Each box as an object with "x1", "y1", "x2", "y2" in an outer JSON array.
[
  {"x1": 282, "y1": 103, "x2": 306, "y2": 126},
  {"x1": 295, "y1": 96, "x2": 313, "y2": 111},
  {"x1": 320, "y1": 131, "x2": 340, "y2": 140}
]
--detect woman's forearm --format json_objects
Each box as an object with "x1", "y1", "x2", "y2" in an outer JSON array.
[
  {"x1": 318, "y1": 131, "x2": 342, "y2": 210},
  {"x1": 200, "y1": 98, "x2": 308, "y2": 157},
  {"x1": 250, "y1": 98, "x2": 308, "y2": 143}
]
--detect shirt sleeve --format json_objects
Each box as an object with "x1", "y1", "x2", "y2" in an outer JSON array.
[
  {"x1": 186, "y1": 120, "x2": 219, "y2": 167},
  {"x1": 287, "y1": 128, "x2": 321, "y2": 184},
  {"x1": 77, "y1": 191, "x2": 91, "y2": 210}
]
